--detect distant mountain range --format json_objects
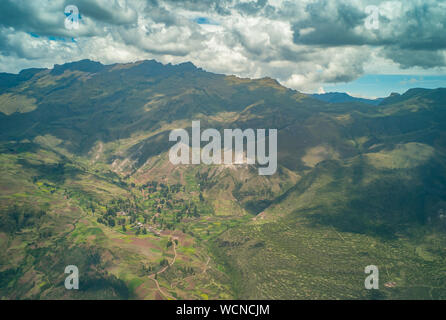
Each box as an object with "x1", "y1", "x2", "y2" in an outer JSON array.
[
  {"x1": 1, "y1": 59, "x2": 446, "y2": 300},
  {"x1": 310, "y1": 92, "x2": 385, "y2": 105}
]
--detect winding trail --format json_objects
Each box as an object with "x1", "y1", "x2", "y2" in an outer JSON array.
[
  {"x1": 149, "y1": 240, "x2": 177, "y2": 300},
  {"x1": 171, "y1": 256, "x2": 211, "y2": 289}
]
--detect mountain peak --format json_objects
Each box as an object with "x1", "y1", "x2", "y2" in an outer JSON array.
[
  {"x1": 380, "y1": 87, "x2": 446, "y2": 106},
  {"x1": 50, "y1": 59, "x2": 104, "y2": 76},
  {"x1": 311, "y1": 92, "x2": 383, "y2": 106},
  {"x1": 177, "y1": 61, "x2": 198, "y2": 71}
]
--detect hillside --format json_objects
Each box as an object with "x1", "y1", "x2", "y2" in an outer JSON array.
[
  {"x1": 1, "y1": 60, "x2": 446, "y2": 299},
  {"x1": 310, "y1": 92, "x2": 384, "y2": 106}
]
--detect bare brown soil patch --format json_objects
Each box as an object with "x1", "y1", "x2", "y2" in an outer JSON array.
[{"x1": 131, "y1": 238, "x2": 159, "y2": 250}]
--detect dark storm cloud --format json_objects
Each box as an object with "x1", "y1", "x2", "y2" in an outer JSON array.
[
  {"x1": 390, "y1": 3, "x2": 446, "y2": 51},
  {"x1": 292, "y1": 0, "x2": 368, "y2": 46},
  {"x1": 383, "y1": 47, "x2": 446, "y2": 69},
  {"x1": 0, "y1": 0, "x2": 444, "y2": 90},
  {"x1": 290, "y1": 0, "x2": 446, "y2": 68},
  {"x1": 70, "y1": 0, "x2": 138, "y2": 25},
  {"x1": 0, "y1": 1, "x2": 67, "y2": 36}
]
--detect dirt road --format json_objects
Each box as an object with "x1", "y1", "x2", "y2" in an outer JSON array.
[{"x1": 149, "y1": 240, "x2": 177, "y2": 300}]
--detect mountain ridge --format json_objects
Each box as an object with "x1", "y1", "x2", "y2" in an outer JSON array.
[
  {"x1": 1, "y1": 59, "x2": 442, "y2": 105},
  {"x1": 310, "y1": 91, "x2": 385, "y2": 105},
  {"x1": 1, "y1": 59, "x2": 446, "y2": 300}
]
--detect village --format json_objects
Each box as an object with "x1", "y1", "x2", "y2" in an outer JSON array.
[{"x1": 93, "y1": 180, "x2": 207, "y2": 238}]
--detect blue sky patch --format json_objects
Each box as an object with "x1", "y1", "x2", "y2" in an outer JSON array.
[
  {"x1": 193, "y1": 17, "x2": 215, "y2": 25},
  {"x1": 324, "y1": 75, "x2": 446, "y2": 98}
]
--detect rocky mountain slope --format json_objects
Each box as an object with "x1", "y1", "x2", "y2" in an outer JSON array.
[{"x1": 1, "y1": 60, "x2": 445, "y2": 299}]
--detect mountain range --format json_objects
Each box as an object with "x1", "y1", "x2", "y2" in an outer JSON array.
[
  {"x1": 1, "y1": 59, "x2": 446, "y2": 299},
  {"x1": 310, "y1": 92, "x2": 385, "y2": 105}
]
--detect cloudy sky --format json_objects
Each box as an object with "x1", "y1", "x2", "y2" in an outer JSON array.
[{"x1": 0, "y1": 0, "x2": 445, "y2": 97}]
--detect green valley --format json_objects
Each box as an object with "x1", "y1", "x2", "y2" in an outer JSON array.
[{"x1": 1, "y1": 60, "x2": 446, "y2": 300}]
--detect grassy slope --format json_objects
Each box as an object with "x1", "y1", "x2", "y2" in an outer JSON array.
[
  {"x1": 0, "y1": 142, "x2": 234, "y2": 299},
  {"x1": 214, "y1": 153, "x2": 446, "y2": 299},
  {"x1": 1, "y1": 61, "x2": 446, "y2": 299}
]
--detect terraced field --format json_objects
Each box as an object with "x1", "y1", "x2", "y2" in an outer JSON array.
[{"x1": 1, "y1": 60, "x2": 446, "y2": 299}]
